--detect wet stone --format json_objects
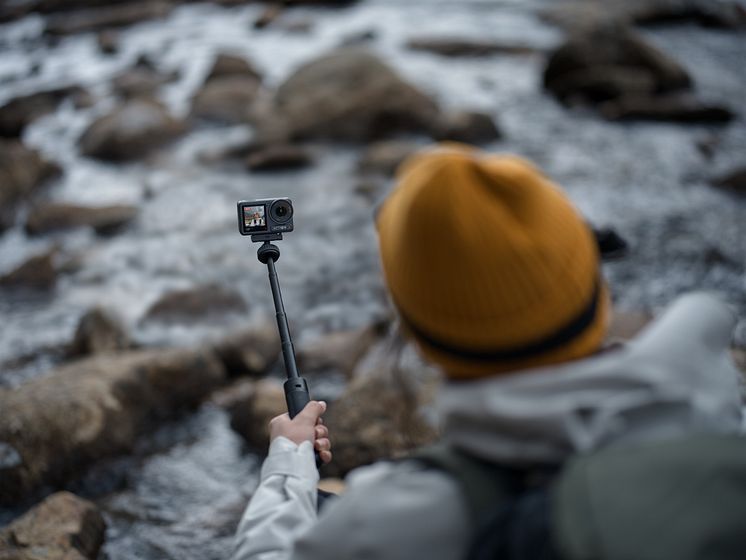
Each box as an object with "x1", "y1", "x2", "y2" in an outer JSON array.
[
  {"x1": 258, "y1": 48, "x2": 440, "y2": 142},
  {"x1": 142, "y1": 284, "x2": 248, "y2": 324},
  {"x1": 25, "y1": 203, "x2": 138, "y2": 236},
  {"x1": 0, "y1": 250, "x2": 57, "y2": 291},
  {"x1": 246, "y1": 144, "x2": 313, "y2": 171},
  {"x1": 407, "y1": 37, "x2": 540, "y2": 57},
  {"x1": 0, "y1": 491, "x2": 106, "y2": 560},
  {"x1": 711, "y1": 167, "x2": 746, "y2": 195},
  {"x1": 68, "y1": 306, "x2": 131, "y2": 357},
  {"x1": 79, "y1": 98, "x2": 186, "y2": 161}
]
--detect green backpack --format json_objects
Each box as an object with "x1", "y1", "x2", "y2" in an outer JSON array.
[{"x1": 414, "y1": 434, "x2": 746, "y2": 560}]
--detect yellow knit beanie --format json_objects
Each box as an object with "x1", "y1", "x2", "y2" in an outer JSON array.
[{"x1": 376, "y1": 143, "x2": 609, "y2": 379}]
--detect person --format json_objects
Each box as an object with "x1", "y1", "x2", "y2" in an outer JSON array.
[{"x1": 231, "y1": 143, "x2": 745, "y2": 560}]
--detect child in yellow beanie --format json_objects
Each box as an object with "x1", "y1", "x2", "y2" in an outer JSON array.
[{"x1": 233, "y1": 143, "x2": 744, "y2": 560}]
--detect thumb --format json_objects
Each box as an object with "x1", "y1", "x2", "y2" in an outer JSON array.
[{"x1": 296, "y1": 400, "x2": 327, "y2": 424}]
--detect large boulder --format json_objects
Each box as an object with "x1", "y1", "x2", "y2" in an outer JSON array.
[
  {"x1": 0, "y1": 140, "x2": 61, "y2": 231},
  {"x1": 25, "y1": 203, "x2": 138, "y2": 236},
  {"x1": 0, "y1": 492, "x2": 106, "y2": 560},
  {"x1": 542, "y1": 25, "x2": 734, "y2": 123},
  {"x1": 257, "y1": 49, "x2": 440, "y2": 142},
  {"x1": 0, "y1": 347, "x2": 225, "y2": 504},
  {"x1": 543, "y1": 26, "x2": 691, "y2": 106},
  {"x1": 0, "y1": 87, "x2": 91, "y2": 138},
  {"x1": 79, "y1": 98, "x2": 186, "y2": 161},
  {"x1": 142, "y1": 284, "x2": 248, "y2": 324},
  {"x1": 191, "y1": 53, "x2": 263, "y2": 124}
]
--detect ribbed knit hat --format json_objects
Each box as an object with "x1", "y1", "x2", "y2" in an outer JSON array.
[{"x1": 376, "y1": 143, "x2": 609, "y2": 379}]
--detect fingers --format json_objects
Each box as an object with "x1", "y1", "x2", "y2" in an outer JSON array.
[
  {"x1": 314, "y1": 435, "x2": 332, "y2": 464},
  {"x1": 314, "y1": 424, "x2": 329, "y2": 440},
  {"x1": 296, "y1": 400, "x2": 327, "y2": 425},
  {"x1": 318, "y1": 449, "x2": 332, "y2": 464}
]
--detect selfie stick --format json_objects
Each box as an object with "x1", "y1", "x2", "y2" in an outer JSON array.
[{"x1": 256, "y1": 240, "x2": 314, "y2": 420}]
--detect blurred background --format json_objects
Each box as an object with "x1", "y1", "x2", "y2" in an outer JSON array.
[{"x1": 0, "y1": 0, "x2": 745, "y2": 558}]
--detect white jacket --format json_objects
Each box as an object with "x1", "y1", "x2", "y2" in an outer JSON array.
[{"x1": 231, "y1": 293, "x2": 744, "y2": 560}]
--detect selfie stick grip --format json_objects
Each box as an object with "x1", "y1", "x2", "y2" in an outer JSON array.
[{"x1": 284, "y1": 377, "x2": 311, "y2": 418}]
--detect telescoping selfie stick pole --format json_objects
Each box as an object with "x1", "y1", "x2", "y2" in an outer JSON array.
[{"x1": 256, "y1": 241, "x2": 313, "y2": 420}]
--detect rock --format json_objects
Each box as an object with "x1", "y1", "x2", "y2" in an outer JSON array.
[
  {"x1": 258, "y1": 49, "x2": 440, "y2": 142},
  {"x1": 25, "y1": 203, "x2": 138, "y2": 236},
  {"x1": 44, "y1": 1, "x2": 173, "y2": 36},
  {"x1": 210, "y1": 323, "x2": 280, "y2": 376},
  {"x1": 68, "y1": 306, "x2": 131, "y2": 357},
  {"x1": 357, "y1": 140, "x2": 420, "y2": 177},
  {"x1": 323, "y1": 372, "x2": 439, "y2": 478},
  {"x1": 221, "y1": 378, "x2": 286, "y2": 451},
  {"x1": 540, "y1": 0, "x2": 746, "y2": 32},
  {"x1": 191, "y1": 76, "x2": 262, "y2": 124},
  {"x1": 600, "y1": 94, "x2": 735, "y2": 123},
  {"x1": 297, "y1": 320, "x2": 389, "y2": 378},
  {"x1": 711, "y1": 167, "x2": 746, "y2": 195},
  {"x1": 543, "y1": 26, "x2": 691, "y2": 105},
  {"x1": 432, "y1": 110, "x2": 502, "y2": 145},
  {"x1": 406, "y1": 37, "x2": 539, "y2": 57},
  {"x1": 79, "y1": 98, "x2": 186, "y2": 161},
  {"x1": 0, "y1": 347, "x2": 225, "y2": 504},
  {"x1": 0, "y1": 250, "x2": 57, "y2": 291},
  {"x1": 0, "y1": 86, "x2": 90, "y2": 138},
  {"x1": 97, "y1": 30, "x2": 120, "y2": 54},
  {"x1": 112, "y1": 55, "x2": 179, "y2": 98},
  {"x1": 626, "y1": 0, "x2": 746, "y2": 29},
  {"x1": 246, "y1": 144, "x2": 313, "y2": 171},
  {"x1": 206, "y1": 53, "x2": 262, "y2": 83},
  {"x1": 0, "y1": 492, "x2": 106, "y2": 559},
  {"x1": 142, "y1": 284, "x2": 248, "y2": 324},
  {"x1": 593, "y1": 227, "x2": 629, "y2": 260},
  {"x1": 0, "y1": 140, "x2": 61, "y2": 231},
  {"x1": 191, "y1": 53, "x2": 263, "y2": 124}
]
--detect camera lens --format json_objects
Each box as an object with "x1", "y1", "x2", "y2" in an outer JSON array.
[{"x1": 270, "y1": 200, "x2": 293, "y2": 223}]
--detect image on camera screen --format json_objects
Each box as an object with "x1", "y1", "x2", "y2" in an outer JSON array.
[{"x1": 243, "y1": 205, "x2": 267, "y2": 232}]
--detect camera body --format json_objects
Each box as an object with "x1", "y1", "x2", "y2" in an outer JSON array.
[{"x1": 237, "y1": 198, "x2": 294, "y2": 240}]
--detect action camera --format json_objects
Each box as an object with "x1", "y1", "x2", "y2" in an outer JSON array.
[{"x1": 237, "y1": 198, "x2": 294, "y2": 240}]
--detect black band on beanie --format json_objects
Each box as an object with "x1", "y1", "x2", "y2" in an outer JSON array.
[{"x1": 397, "y1": 279, "x2": 602, "y2": 364}]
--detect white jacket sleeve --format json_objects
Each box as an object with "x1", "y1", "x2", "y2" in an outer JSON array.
[{"x1": 231, "y1": 437, "x2": 319, "y2": 560}]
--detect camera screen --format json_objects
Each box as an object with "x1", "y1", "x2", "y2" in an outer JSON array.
[{"x1": 243, "y1": 204, "x2": 267, "y2": 233}]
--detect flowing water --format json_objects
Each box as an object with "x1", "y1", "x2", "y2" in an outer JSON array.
[{"x1": 1, "y1": 1, "x2": 745, "y2": 557}]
